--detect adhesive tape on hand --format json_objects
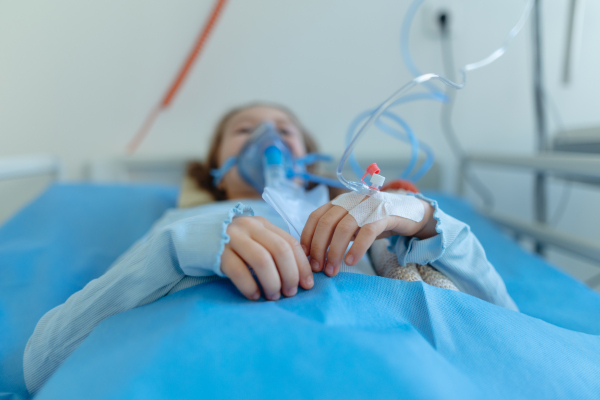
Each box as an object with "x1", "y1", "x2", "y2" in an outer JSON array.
[{"x1": 331, "y1": 191, "x2": 424, "y2": 227}]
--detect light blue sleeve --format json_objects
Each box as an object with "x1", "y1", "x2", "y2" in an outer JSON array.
[
  {"x1": 23, "y1": 202, "x2": 254, "y2": 394},
  {"x1": 165, "y1": 202, "x2": 255, "y2": 277},
  {"x1": 389, "y1": 194, "x2": 519, "y2": 311}
]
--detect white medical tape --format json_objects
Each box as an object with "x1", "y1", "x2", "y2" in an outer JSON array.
[
  {"x1": 331, "y1": 191, "x2": 424, "y2": 227},
  {"x1": 331, "y1": 192, "x2": 366, "y2": 210}
]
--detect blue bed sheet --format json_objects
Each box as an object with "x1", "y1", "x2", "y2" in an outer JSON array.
[
  {"x1": 0, "y1": 184, "x2": 178, "y2": 400},
  {"x1": 1, "y1": 184, "x2": 599, "y2": 399}
]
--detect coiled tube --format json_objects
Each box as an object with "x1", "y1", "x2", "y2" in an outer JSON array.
[{"x1": 338, "y1": 0, "x2": 534, "y2": 194}]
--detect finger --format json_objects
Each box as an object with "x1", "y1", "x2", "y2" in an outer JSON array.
[
  {"x1": 310, "y1": 205, "x2": 349, "y2": 272},
  {"x1": 221, "y1": 246, "x2": 261, "y2": 300},
  {"x1": 346, "y1": 219, "x2": 388, "y2": 266},
  {"x1": 375, "y1": 231, "x2": 395, "y2": 240},
  {"x1": 252, "y1": 229, "x2": 299, "y2": 297},
  {"x1": 228, "y1": 229, "x2": 281, "y2": 301},
  {"x1": 263, "y1": 223, "x2": 314, "y2": 291},
  {"x1": 324, "y1": 214, "x2": 359, "y2": 277},
  {"x1": 300, "y1": 203, "x2": 333, "y2": 256}
]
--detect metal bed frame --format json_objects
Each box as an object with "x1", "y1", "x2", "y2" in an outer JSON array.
[
  {"x1": 0, "y1": 155, "x2": 63, "y2": 182},
  {"x1": 456, "y1": 0, "x2": 599, "y2": 271},
  {"x1": 459, "y1": 153, "x2": 600, "y2": 266}
]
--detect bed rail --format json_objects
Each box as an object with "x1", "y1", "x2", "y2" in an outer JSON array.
[
  {"x1": 461, "y1": 152, "x2": 600, "y2": 265},
  {"x1": 0, "y1": 154, "x2": 63, "y2": 182},
  {"x1": 460, "y1": 153, "x2": 600, "y2": 188},
  {"x1": 487, "y1": 211, "x2": 600, "y2": 265}
]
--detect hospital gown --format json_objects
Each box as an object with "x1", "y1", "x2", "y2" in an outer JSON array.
[{"x1": 23, "y1": 195, "x2": 517, "y2": 394}]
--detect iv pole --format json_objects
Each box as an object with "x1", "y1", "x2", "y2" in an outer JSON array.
[{"x1": 532, "y1": 0, "x2": 549, "y2": 255}]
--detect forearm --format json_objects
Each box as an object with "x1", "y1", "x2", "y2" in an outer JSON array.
[
  {"x1": 23, "y1": 203, "x2": 256, "y2": 394},
  {"x1": 413, "y1": 199, "x2": 437, "y2": 240},
  {"x1": 392, "y1": 194, "x2": 518, "y2": 311},
  {"x1": 23, "y1": 230, "x2": 187, "y2": 394}
]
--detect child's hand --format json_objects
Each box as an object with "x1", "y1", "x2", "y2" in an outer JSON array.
[
  {"x1": 300, "y1": 197, "x2": 437, "y2": 277},
  {"x1": 221, "y1": 216, "x2": 314, "y2": 301}
]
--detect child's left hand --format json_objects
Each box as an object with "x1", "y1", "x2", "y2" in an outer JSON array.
[{"x1": 300, "y1": 197, "x2": 437, "y2": 277}]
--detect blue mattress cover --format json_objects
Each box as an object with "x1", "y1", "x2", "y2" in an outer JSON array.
[{"x1": 1, "y1": 184, "x2": 599, "y2": 399}]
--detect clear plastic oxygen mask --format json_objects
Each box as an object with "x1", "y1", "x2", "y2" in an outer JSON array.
[{"x1": 211, "y1": 122, "x2": 346, "y2": 194}]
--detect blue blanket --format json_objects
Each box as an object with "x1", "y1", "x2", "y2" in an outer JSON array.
[
  {"x1": 0, "y1": 184, "x2": 177, "y2": 400},
  {"x1": 1, "y1": 184, "x2": 599, "y2": 399}
]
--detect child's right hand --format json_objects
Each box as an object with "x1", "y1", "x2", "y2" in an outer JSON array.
[{"x1": 221, "y1": 216, "x2": 314, "y2": 301}]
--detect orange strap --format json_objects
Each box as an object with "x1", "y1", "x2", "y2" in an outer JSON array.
[{"x1": 127, "y1": 0, "x2": 229, "y2": 154}]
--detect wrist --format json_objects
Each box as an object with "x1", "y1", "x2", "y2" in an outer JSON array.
[{"x1": 414, "y1": 200, "x2": 437, "y2": 240}]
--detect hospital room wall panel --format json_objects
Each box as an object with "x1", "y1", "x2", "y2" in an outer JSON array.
[
  {"x1": 550, "y1": 183, "x2": 600, "y2": 239},
  {"x1": 462, "y1": 169, "x2": 535, "y2": 220},
  {"x1": 1, "y1": 0, "x2": 577, "y2": 175},
  {"x1": 0, "y1": 0, "x2": 597, "y2": 167}
]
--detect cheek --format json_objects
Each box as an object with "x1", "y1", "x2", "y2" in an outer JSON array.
[
  {"x1": 221, "y1": 165, "x2": 244, "y2": 186},
  {"x1": 218, "y1": 135, "x2": 248, "y2": 166},
  {"x1": 286, "y1": 137, "x2": 307, "y2": 158}
]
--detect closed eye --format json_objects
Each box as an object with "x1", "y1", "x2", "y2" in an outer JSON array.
[{"x1": 235, "y1": 127, "x2": 253, "y2": 134}]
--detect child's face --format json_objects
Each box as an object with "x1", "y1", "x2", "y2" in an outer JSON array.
[{"x1": 217, "y1": 105, "x2": 307, "y2": 199}]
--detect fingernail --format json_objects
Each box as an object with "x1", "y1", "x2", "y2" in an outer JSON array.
[
  {"x1": 345, "y1": 254, "x2": 354, "y2": 265},
  {"x1": 305, "y1": 275, "x2": 314, "y2": 287},
  {"x1": 268, "y1": 292, "x2": 281, "y2": 301},
  {"x1": 325, "y1": 263, "x2": 334, "y2": 275},
  {"x1": 285, "y1": 287, "x2": 298, "y2": 297},
  {"x1": 310, "y1": 259, "x2": 319, "y2": 272},
  {"x1": 301, "y1": 245, "x2": 308, "y2": 255},
  {"x1": 250, "y1": 291, "x2": 260, "y2": 300}
]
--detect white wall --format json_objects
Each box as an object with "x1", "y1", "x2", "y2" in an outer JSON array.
[{"x1": 1, "y1": 1, "x2": 599, "y2": 284}]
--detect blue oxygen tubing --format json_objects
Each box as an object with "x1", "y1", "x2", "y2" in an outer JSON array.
[
  {"x1": 211, "y1": 153, "x2": 347, "y2": 189},
  {"x1": 341, "y1": 0, "x2": 534, "y2": 194},
  {"x1": 346, "y1": 92, "x2": 444, "y2": 183},
  {"x1": 345, "y1": 0, "x2": 448, "y2": 184}
]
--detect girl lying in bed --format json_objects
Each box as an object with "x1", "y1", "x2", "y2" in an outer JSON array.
[{"x1": 23, "y1": 103, "x2": 518, "y2": 394}]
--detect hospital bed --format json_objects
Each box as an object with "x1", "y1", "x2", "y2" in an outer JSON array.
[
  {"x1": 461, "y1": 152, "x2": 600, "y2": 266},
  {"x1": 1, "y1": 154, "x2": 599, "y2": 400}
]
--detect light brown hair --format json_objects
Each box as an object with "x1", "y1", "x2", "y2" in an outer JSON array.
[{"x1": 187, "y1": 102, "x2": 343, "y2": 201}]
